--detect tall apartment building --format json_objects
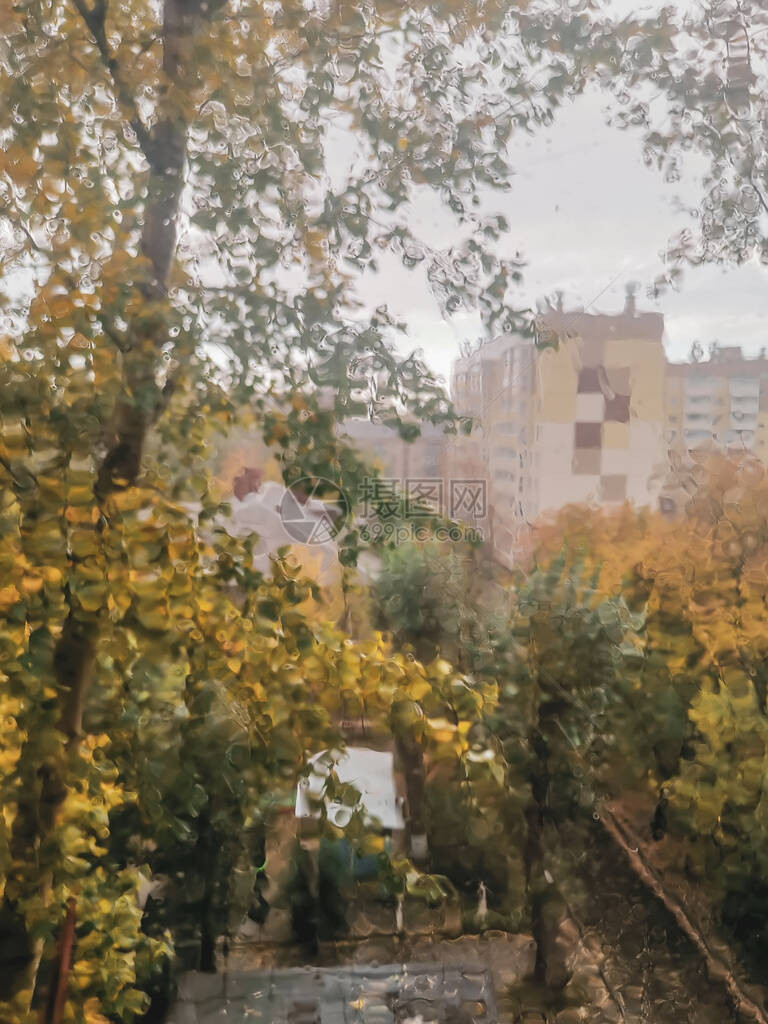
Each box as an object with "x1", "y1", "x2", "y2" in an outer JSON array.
[
  {"x1": 660, "y1": 347, "x2": 768, "y2": 516},
  {"x1": 664, "y1": 347, "x2": 768, "y2": 455},
  {"x1": 533, "y1": 303, "x2": 666, "y2": 509},
  {"x1": 446, "y1": 335, "x2": 517, "y2": 536},
  {"x1": 444, "y1": 295, "x2": 668, "y2": 564}
]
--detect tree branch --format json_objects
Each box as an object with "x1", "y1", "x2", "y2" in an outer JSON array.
[
  {"x1": 96, "y1": 313, "x2": 129, "y2": 353},
  {"x1": 0, "y1": 455, "x2": 37, "y2": 490},
  {"x1": 70, "y1": 0, "x2": 152, "y2": 156}
]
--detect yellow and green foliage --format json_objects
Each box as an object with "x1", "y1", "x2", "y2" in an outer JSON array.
[
  {"x1": 4, "y1": 0, "x2": 748, "y2": 1015},
  {"x1": 0, "y1": 441, "x2": 494, "y2": 1020},
  {"x1": 1, "y1": 0, "x2": 606, "y2": 1013},
  {"x1": 528, "y1": 456, "x2": 768, "y2": 936}
]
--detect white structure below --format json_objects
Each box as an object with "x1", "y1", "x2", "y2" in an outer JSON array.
[{"x1": 295, "y1": 747, "x2": 405, "y2": 831}]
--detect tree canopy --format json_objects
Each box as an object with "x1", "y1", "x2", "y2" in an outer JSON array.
[
  {"x1": 615, "y1": 1, "x2": 768, "y2": 279},
  {"x1": 0, "y1": 0, "x2": 657, "y2": 1019},
  {"x1": 6, "y1": 0, "x2": 768, "y2": 1019}
]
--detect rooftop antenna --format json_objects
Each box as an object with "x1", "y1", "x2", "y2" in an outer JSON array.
[{"x1": 624, "y1": 281, "x2": 638, "y2": 316}]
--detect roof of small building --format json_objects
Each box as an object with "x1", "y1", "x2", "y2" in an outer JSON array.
[{"x1": 295, "y1": 747, "x2": 405, "y2": 831}]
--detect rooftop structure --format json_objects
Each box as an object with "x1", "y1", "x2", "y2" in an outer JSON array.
[{"x1": 295, "y1": 748, "x2": 405, "y2": 832}]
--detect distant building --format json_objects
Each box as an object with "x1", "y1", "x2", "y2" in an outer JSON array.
[
  {"x1": 224, "y1": 480, "x2": 338, "y2": 561},
  {"x1": 664, "y1": 347, "x2": 768, "y2": 457},
  {"x1": 659, "y1": 347, "x2": 768, "y2": 517},
  {"x1": 532, "y1": 299, "x2": 667, "y2": 511},
  {"x1": 340, "y1": 419, "x2": 445, "y2": 483},
  {"x1": 445, "y1": 292, "x2": 667, "y2": 564},
  {"x1": 445, "y1": 337, "x2": 511, "y2": 538}
]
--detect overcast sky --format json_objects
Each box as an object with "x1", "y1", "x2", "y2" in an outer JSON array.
[{"x1": 355, "y1": 4, "x2": 768, "y2": 386}]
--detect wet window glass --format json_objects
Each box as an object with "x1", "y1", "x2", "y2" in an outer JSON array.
[{"x1": 3, "y1": 1, "x2": 768, "y2": 1022}]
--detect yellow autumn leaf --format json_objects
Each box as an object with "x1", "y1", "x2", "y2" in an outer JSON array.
[{"x1": 20, "y1": 576, "x2": 44, "y2": 595}]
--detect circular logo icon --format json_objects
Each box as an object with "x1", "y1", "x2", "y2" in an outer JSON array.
[{"x1": 279, "y1": 477, "x2": 349, "y2": 545}]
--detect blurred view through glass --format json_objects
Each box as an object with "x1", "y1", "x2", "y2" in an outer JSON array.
[{"x1": 4, "y1": 0, "x2": 768, "y2": 1021}]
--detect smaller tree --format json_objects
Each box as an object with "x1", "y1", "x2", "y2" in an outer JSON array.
[
  {"x1": 372, "y1": 540, "x2": 502, "y2": 668},
  {"x1": 490, "y1": 552, "x2": 646, "y2": 984}
]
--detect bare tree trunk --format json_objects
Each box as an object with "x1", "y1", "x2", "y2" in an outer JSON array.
[
  {"x1": 394, "y1": 730, "x2": 429, "y2": 864},
  {"x1": 198, "y1": 819, "x2": 218, "y2": 974},
  {"x1": 43, "y1": 898, "x2": 77, "y2": 1024},
  {"x1": 523, "y1": 734, "x2": 572, "y2": 990}
]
